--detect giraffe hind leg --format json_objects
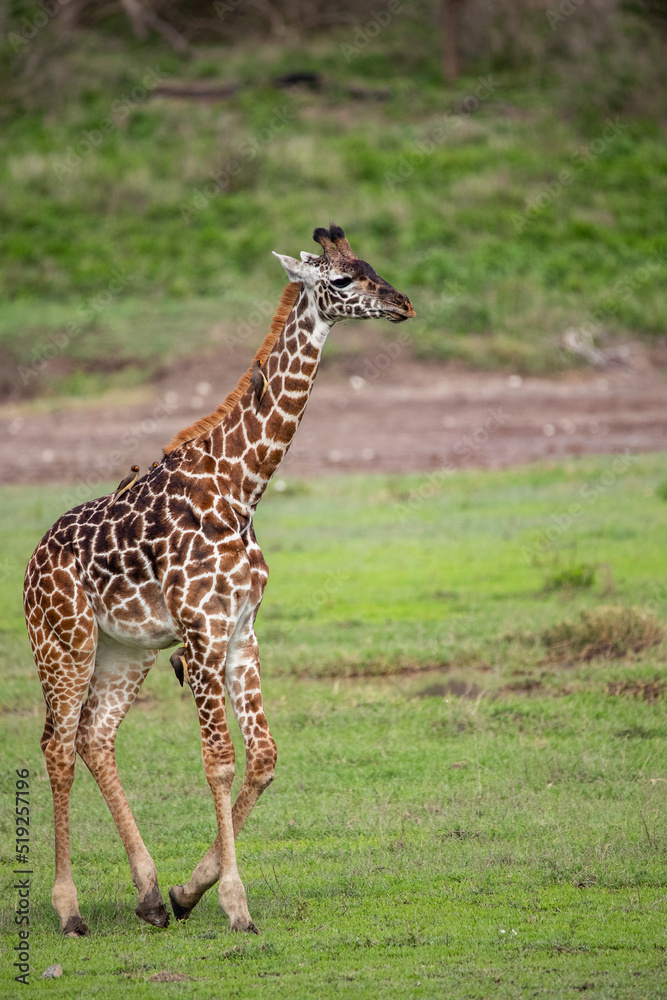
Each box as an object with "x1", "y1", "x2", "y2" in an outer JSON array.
[
  {"x1": 33, "y1": 622, "x2": 97, "y2": 936},
  {"x1": 75, "y1": 632, "x2": 168, "y2": 928}
]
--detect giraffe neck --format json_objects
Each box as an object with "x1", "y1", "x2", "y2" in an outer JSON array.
[{"x1": 206, "y1": 285, "x2": 332, "y2": 515}]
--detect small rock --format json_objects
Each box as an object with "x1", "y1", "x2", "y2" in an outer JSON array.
[{"x1": 41, "y1": 964, "x2": 63, "y2": 979}]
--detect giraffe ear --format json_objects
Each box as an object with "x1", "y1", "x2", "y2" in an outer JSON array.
[
  {"x1": 300, "y1": 251, "x2": 320, "y2": 263},
  {"x1": 272, "y1": 252, "x2": 317, "y2": 286}
]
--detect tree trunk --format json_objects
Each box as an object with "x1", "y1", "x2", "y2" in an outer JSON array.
[{"x1": 441, "y1": 0, "x2": 466, "y2": 83}]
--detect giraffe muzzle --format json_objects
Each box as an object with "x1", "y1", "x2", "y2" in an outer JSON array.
[{"x1": 387, "y1": 300, "x2": 416, "y2": 323}]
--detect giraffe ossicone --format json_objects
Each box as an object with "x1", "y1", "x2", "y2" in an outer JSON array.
[{"x1": 23, "y1": 225, "x2": 414, "y2": 938}]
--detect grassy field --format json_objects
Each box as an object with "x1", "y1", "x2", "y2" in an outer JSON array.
[
  {"x1": 2, "y1": 30, "x2": 667, "y2": 398},
  {"x1": 1, "y1": 456, "x2": 666, "y2": 997}
]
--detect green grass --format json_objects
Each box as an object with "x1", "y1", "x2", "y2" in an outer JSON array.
[
  {"x1": 0, "y1": 456, "x2": 666, "y2": 996},
  {"x1": 2, "y1": 31, "x2": 667, "y2": 397}
]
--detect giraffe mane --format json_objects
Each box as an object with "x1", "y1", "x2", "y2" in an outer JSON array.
[{"x1": 163, "y1": 282, "x2": 302, "y2": 455}]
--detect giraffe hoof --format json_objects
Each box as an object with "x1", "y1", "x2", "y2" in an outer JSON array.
[
  {"x1": 168, "y1": 886, "x2": 192, "y2": 922},
  {"x1": 231, "y1": 918, "x2": 260, "y2": 935},
  {"x1": 63, "y1": 915, "x2": 90, "y2": 937},
  {"x1": 135, "y1": 891, "x2": 170, "y2": 928}
]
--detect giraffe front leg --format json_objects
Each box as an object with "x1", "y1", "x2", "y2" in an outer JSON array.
[
  {"x1": 182, "y1": 632, "x2": 257, "y2": 933},
  {"x1": 168, "y1": 837, "x2": 221, "y2": 922},
  {"x1": 168, "y1": 625, "x2": 276, "y2": 923},
  {"x1": 226, "y1": 628, "x2": 277, "y2": 838}
]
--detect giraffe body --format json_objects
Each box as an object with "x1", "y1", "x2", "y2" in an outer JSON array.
[{"x1": 23, "y1": 226, "x2": 414, "y2": 937}]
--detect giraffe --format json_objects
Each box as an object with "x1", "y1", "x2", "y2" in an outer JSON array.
[{"x1": 23, "y1": 225, "x2": 415, "y2": 938}]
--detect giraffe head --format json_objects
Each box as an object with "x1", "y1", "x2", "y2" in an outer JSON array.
[{"x1": 273, "y1": 225, "x2": 415, "y2": 325}]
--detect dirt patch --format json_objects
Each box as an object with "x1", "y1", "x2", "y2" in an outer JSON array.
[
  {"x1": 149, "y1": 972, "x2": 193, "y2": 983},
  {"x1": 1, "y1": 341, "x2": 666, "y2": 485},
  {"x1": 503, "y1": 677, "x2": 544, "y2": 693},
  {"x1": 416, "y1": 679, "x2": 482, "y2": 699},
  {"x1": 607, "y1": 679, "x2": 664, "y2": 702}
]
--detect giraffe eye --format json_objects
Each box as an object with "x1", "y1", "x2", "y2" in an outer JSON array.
[{"x1": 331, "y1": 276, "x2": 353, "y2": 289}]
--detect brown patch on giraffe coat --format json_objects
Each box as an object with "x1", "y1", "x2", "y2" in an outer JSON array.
[
  {"x1": 224, "y1": 423, "x2": 247, "y2": 458},
  {"x1": 115, "y1": 598, "x2": 151, "y2": 622},
  {"x1": 197, "y1": 454, "x2": 217, "y2": 477},
  {"x1": 264, "y1": 412, "x2": 297, "y2": 443},
  {"x1": 278, "y1": 393, "x2": 307, "y2": 418},
  {"x1": 284, "y1": 374, "x2": 311, "y2": 393}
]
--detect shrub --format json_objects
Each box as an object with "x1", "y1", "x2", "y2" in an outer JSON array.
[
  {"x1": 541, "y1": 605, "x2": 665, "y2": 661},
  {"x1": 655, "y1": 477, "x2": 667, "y2": 502},
  {"x1": 542, "y1": 561, "x2": 597, "y2": 593}
]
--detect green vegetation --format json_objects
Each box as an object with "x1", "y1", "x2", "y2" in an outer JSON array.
[
  {"x1": 540, "y1": 561, "x2": 598, "y2": 594},
  {"x1": 2, "y1": 24, "x2": 666, "y2": 397},
  {"x1": 541, "y1": 605, "x2": 665, "y2": 662},
  {"x1": 1, "y1": 456, "x2": 665, "y2": 997}
]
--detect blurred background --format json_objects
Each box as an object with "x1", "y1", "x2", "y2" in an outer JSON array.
[{"x1": 1, "y1": 0, "x2": 666, "y2": 483}]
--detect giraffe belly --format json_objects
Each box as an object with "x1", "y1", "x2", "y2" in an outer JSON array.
[
  {"x1": 91, "y1": 585, "x2": 182, "y2": 650},
  {"x1": 96, "y1": 611, "x2": 181, "y2": 649}
]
